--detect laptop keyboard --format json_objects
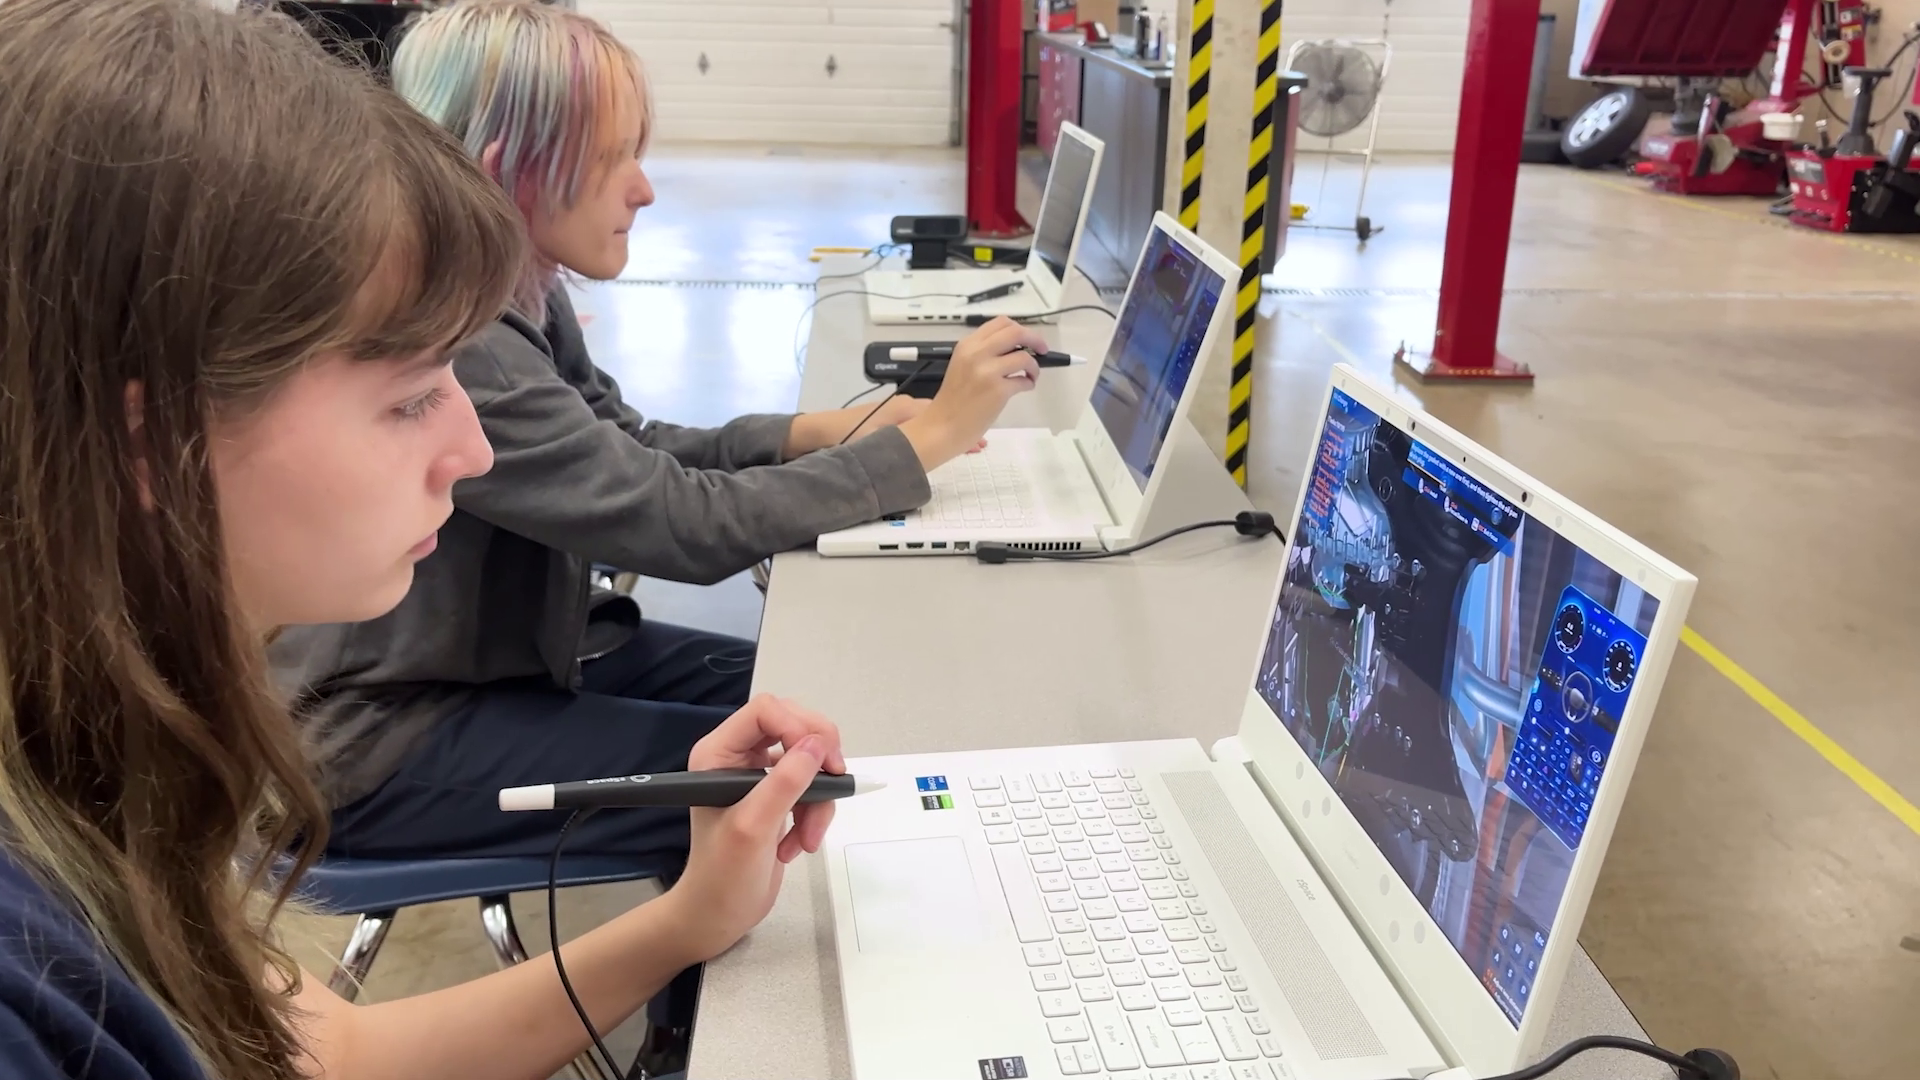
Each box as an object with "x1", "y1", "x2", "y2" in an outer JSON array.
[
  {"x1": 916, "y1": 456, "x2": 1035, "y2": 529},
  {"x1": 974, "y1": 770, "x2": 1296, "y2": 1080}
]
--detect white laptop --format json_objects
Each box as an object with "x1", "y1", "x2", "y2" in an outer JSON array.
[
  {"x1": 865, "y1": 122, "x2": 1105, "y2": 325},
  {"x1": 819, "y1": 212, "x2": 1238, "y2": 558},
  {"x1": 822, "y1": 364, "x2": 1698, "y2": 1080}
]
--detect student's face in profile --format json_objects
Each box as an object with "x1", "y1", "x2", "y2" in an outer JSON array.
[
  {"x1": 206, "y1": 345, "x2": 494, "y2": 630},
  {"x1": 530, "y1": 81, "x2": 654, "y2": 280}
]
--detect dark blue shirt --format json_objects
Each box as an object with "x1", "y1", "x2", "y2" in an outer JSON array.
[{"x1": 0, "y1": 850, "x2": 208, "y2": 1080}]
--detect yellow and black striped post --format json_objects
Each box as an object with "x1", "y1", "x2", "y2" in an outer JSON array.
[
  {"x1": 1225, "y1": 0, "x2": 1282, "y2": 489},
  {"x1": 1178, "y1": 0, "x2": 1213, "y2": 231}
]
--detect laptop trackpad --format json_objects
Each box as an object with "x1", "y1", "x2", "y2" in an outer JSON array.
[{"x1": 845, "y1": 837, "x2": 988, "y2": 953}]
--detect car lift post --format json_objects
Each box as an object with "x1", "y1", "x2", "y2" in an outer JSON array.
[
  {"x1": 966, "y1": 0, "x2": 1028, "y2": 237},
  {"x1": 1395, "y1": 0, "x2": 1542, "y2": 381}
]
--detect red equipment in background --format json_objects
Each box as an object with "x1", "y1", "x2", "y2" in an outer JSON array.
[
  {"x1": 1599, "y1": 0, "x2": 1869, "y2": 197},
  {"x1": 1784, "y1": 65, "x2": 1920, "y2": 232},
  {"x1": 966, "y1": 0, "x2": 1028, "y2": 237}
]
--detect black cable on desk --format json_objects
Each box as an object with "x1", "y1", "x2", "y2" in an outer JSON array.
[
  {"x1": 1475, "y1": 1037, "x2": 1738, "y2": 1080},
  {"x1": 792, "y1": 287, "x2": 970, "y2": 374},
  {"x1": 961, "y1": 302, "x2": 1116, "y2": 327},
  {"x1": 836, "y1": 357, "x2": 935, "y2": 447},
  {"x1": 840, "y1": 382, "x2": 889, "y2": 408},
  {"x1": 973, "y1": 511, "x2": 1284, "y2": 564}
]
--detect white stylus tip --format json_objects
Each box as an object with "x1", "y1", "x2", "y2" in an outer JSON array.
[
  {"x1": 888, "y1": 346, "x2": 917, "y2": 361},
  {"x1": 1070, "y1": 354, "x2": 1089, "y2": 365},
  {"x1": 498, "y1": 785, "x2": 555, "y2": 812},
  {"x1": 852, "y1": 778, "x2": 888, "y2": 796}
]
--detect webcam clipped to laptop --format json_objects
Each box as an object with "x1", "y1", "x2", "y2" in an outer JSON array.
[{"x1": 864, "y1": 122, "x2": 1105, "y2": 326}]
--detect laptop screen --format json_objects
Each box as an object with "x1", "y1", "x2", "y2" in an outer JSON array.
[
  {"x1": 1032, "y1": 131, "x2": 1098, "y2": 286},
  {"x1": 1087, "y1": 226, "x2": 1225, "y2": 489},
  {"x1": 1254, "y1": 387, "x2": 1661, "y2": 1028}
]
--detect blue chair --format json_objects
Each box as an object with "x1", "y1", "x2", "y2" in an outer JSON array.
[{"x1": 298, "y1": 854, "x2": 673, "y2": 1080}]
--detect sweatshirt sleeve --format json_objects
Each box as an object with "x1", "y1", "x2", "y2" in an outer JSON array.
[
  {"x1": 449, "y1": 324, "x2": 932, "y2": 585},
  {"x1": 0, "y1": 1010, "x2": 74, "y2": 1080}
]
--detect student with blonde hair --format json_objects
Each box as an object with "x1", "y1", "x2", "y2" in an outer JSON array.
[
  {"x1": 0, "y1": 2, "x2": 843, "y2": 1077},
  {"x1": 271, "y1": 0, "x2": 1044, "y2": 869}
]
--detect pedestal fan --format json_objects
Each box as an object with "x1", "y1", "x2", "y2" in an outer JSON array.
[{"x1": 1287, "y1": 37, "x2": 1392, "y2": 241}]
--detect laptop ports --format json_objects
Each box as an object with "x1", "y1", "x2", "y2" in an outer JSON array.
[
  {"x1": 955, "y1": 541, "x2": 971, "y2": 551},
  {"x1": 905, "y1": 542, "x2": 925, "y2": 550},
  {"x1": 931, "y1": 541, "x2": 948, "y2": 549},
  {"x1": 879, "y1": 544, "x2": 899, "y2": 551}
]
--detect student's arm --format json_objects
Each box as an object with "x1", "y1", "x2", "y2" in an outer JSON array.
[
  {"x1": 451, "y1": 317, "x2": 1040, "y2": 584},
  {"x1": 546, "y1": 289, "x2": 927, "y2": 469},
  {"x1": 294, "y1": 698, "x2": 842, "y2": 1080},
  {"x1": 454, "y1": 332, "x2": 931, "y2": 583}
]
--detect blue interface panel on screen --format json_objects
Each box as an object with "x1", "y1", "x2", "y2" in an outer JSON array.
[{"x1": 1255, "y1": 387, "x2": 1661, "y2": 1027}]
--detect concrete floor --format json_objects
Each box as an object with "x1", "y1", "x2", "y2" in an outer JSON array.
[{"x1": 281, "y1": 145, "x2": 1920, "y2": 1080}]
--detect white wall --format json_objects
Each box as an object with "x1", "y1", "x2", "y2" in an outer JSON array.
[
  {"x1": 1280, "y1": 0, "x2": 1470, "y2": 153},
  {"x1": 580, "y1": 0, "x2": 958, "y2": 145}
]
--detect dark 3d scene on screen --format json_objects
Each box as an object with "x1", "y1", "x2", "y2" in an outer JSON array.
[
  {"x1": 1087, "y1": 228, "x2": 1221, "y2": 489},
  {"x1": 1256, "y1": 389, "x2": 1660, "y2": 1027}
]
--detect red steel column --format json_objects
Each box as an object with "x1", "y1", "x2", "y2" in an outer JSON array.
[
  {"x1": 967, "y1": 0, "x2": 1029, "y2": 237},
  {"x1": 1395, "y1": 0, "x2": 1541, "y2": 381}
]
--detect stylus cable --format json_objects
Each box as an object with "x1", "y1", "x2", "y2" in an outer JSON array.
[{"x1": 1475, "y1": 1036, "x2": 1738, "y2": 1080}]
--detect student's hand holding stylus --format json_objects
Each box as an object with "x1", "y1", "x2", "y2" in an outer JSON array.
[
  {"x1": 897, "y1": 316, "x2": 1047, "y2": 469},
  {"x1": 656, "y1": 695, "x2": 845, "y2": 960}
]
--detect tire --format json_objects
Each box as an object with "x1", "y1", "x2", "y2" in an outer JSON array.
[{"x1": 1561, "y1": 87, "x2": 1651, "y2": 169}]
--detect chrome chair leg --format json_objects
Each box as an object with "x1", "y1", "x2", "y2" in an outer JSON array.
[
  {"x1": 479, "y1": 894, "x2": 530, "y2": 967},
  {"x1": 479, "y1": 895, "x2": 613, "y2": 1080},
  {"x1": 328, "y1": 911, "x2": 393, "y2": 1002}
]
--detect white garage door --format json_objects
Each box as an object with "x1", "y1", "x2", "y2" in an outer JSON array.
[
  {"x1": 578, "y1": 0, "x2": 959, "y2": 146},
  {"x1": 1280, "y1": 0, "x2": 1470, "y2": 153}
]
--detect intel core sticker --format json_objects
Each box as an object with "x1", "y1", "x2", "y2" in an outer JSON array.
[
  {"x1": 978, "y1": 1056, "x2": 1027, "y2": 1080},
  {"x1": 915, "y1": 776, "x2": 949, "y2": 792},
  {"x1": 920, "y1": 794, "x2": 954, "y2": 811}
]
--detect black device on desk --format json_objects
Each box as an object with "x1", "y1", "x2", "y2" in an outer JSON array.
[
  {"x1": 864, "y1": 341, "x2": 1082, "y2": 398},
  {"x1": 890, "y1": 215, "x2": 968, "y2": 269}
]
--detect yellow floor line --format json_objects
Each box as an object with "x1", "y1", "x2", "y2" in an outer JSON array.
[{"x1": 1682, "y1": 627, "x2": 1920, "y2": 836}]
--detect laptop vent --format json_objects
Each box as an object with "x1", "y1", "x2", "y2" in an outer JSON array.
[
  {"x1": 1003, "y1": 541, "x2": 1087, "y2": 553},
  {"x1": 1160, "y1": 771, "x2": 1387, "y2": 1062}
]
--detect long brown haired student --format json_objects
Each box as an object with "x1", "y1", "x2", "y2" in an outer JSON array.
[{"x1": 0, "y1": 2, "x2": 841, "y2": 1078}]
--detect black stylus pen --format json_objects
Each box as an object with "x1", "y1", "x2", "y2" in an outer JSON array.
[{"x1": 498, "y1": 769, "x2": 885, "y2": 812}]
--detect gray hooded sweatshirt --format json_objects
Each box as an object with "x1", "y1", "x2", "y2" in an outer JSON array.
[{"x1": 270, "y1": 287, "x2": 929, "y2": 805}]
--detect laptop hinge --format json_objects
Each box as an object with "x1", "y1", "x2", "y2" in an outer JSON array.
[
  {"x1": 1062, "y1": 430, "x2": 1123, "y2": 530},
  {"x1": 1210, "y1": 736, "x2": 1463, "y2": 1079}
]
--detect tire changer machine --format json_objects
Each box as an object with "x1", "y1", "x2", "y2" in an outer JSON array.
[
  {"x1": 1589, "y1": 0, "x2": 1920, "y2": 232},
  {"x1": 1784, "y1": 63, "x2": 1920, "y2": 232},
  {"x1": 1605, "y1": 0, "x2": 1869, "y2": 197}
]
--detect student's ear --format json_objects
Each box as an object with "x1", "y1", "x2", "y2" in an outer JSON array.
[
  {"x1": 124, "y1": 380, "x2": 154, "y2": 511},
  {"x1": 482, "y1": 139, "x2": 541, "y2": 218}
]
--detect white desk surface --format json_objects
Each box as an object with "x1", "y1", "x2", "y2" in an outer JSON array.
[{"x1": 687, "y1": 259, "x2": 1664, "y2": 1080}]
